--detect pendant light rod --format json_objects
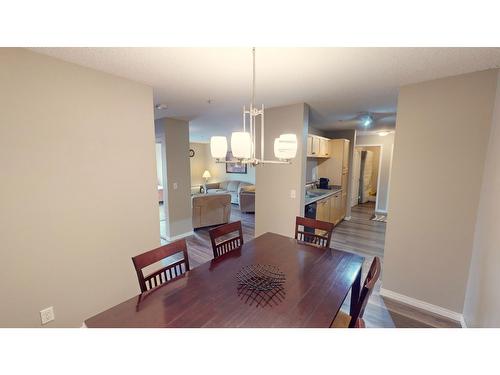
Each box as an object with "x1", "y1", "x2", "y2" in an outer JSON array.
[
  {"x1": 210, "y1": 47, "x2": 297, "y2": 166},
  {"x1": 252, "y1": 47, "x2": 256, "y2": 107}
]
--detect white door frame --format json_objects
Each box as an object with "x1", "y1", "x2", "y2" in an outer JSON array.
[{"x1": 354, "y1": 144, "x2": 383, "y2": 212}]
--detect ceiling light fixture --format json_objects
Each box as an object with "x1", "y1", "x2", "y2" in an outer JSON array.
[
  {"x1": 209, "y1": 48, "x2": 297, "y2": 166},
  {"x1": 363, "y1": 114, "x2": 373, "y2": 127},
  {"x1": 377, "y1": 131, "x2": 391, "y2": 137}
]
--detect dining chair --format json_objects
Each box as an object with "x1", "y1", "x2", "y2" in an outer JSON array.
[
  {"x1": 132, "y1": 239, "x2": 190, "y2": 293},
  {"x1": 330, "y1": 256, "x2": 381, "y2": 328},
  {"x1": 294, "y1": 216, "x2": 335, "y2": 249},
  {"x1": 209, "y1": 221, "x2": 244, "y2": 259}
]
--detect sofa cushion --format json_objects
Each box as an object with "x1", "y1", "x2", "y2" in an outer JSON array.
[
  {"x1": 206, "y1": 188, "x2": 225, "y2": 194},
  {"x1": 219, "y1": 181, "x2": 229, "y2": 190},
  {"x1": 226, "y1": 181, "x2": 240, "y2": 192}
]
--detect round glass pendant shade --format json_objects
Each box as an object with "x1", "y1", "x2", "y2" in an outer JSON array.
[
  {"x1": 210, "y1": 136, "x2": 228, "y2": 159},
  {"x1": 231, "y1": 132, "x2": 252, "y2": 159},
  {"x1": 274, "y1": 133, "x2": 298, "y2": 160}
]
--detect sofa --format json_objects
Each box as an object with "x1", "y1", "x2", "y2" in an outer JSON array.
[
  {"x1": 205, "y1": 180, "x2": 254, "y2": 206},
  {"x1": 238, "y1": 185, "x2": 255, "y2": 213},
  {"x1": 192, "y1": 193, "x2": 231, "y2": 229}
]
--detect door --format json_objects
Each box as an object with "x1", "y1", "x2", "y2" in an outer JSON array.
[
  {"x1": 351, "y1": 149, "x2": 361, "y2": 207},
  {"x1": 361, "y1": 150, "x2": 373, "y2": 203}
]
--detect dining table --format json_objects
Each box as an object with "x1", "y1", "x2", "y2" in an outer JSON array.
[{"x1": 85, "y1": 232, "x2": 364, "y2": 328}]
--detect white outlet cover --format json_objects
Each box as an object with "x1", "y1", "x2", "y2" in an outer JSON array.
[{"x1": 40, "y1": 306, "x2": 55, "y2": 325}]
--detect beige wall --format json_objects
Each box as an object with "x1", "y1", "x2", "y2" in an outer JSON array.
[
  {"x1": 463, "y1": 70, "x2": 500, "y2": 327},
  {"x1": 255, "y1": 103, "x2": 308, "y2": 237},
  {"x1": 383, "y1": 70, "x2": 497, "y2": 314},
  {"x1": 156, "y1": 118, "x2": 192, "y2": 240},
  {"x1": 0, "y1": 48, "x2": 159, "y2": 327},
  {"x1": 355, "y1": 133, "x2": 395, "y2": 212},
  {"x1": 190, "y1": 142, "x2": 210, "y2": 187}
]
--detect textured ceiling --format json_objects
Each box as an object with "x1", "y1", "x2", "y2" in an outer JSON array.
[{"x1": 30, "y1": 47, "x2": 500, "y2": 140}]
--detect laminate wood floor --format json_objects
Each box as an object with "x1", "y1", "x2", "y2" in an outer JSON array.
[{"x1": 159, "y1": 202, "x2": 460, "y2": 328}]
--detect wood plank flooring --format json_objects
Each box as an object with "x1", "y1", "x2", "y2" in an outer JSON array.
[{"x1": 159, "y1": 202, "x2": 460, "y2": 328}]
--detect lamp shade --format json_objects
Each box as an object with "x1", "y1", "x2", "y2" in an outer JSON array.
[
  {"x1": 231, "y1": 131, "x2": 252, "y2": 159},
  {"x1": 210, "y1": 136, "x2": 228, "y2": 159},
  {"x1": 202, "y1": 170, "x2": 211, "y2": 179},
  {"x1": 274, "y1": 133, "x2": 298, "y2": 160}
]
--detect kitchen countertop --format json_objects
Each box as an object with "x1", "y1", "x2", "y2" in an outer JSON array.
[{"x1": 304, "y1": 187, "x2": 342, "y2": 206}]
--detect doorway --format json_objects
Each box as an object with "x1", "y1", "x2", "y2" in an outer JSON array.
[
  {"x1": 351, "y1": 145, "x2": 382, "y2": 210},
  {"x1": 155, "y1": 141, "x2": 167, "y2": 244}
]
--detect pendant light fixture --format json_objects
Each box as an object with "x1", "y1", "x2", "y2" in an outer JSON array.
[{"x1": 210, "y1": 48, "x2": 298, "y2": 165}]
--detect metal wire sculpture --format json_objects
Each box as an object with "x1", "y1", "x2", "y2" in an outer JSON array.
[{"x1": 236, "y1": 264, "x2": 286, "y2": 307}]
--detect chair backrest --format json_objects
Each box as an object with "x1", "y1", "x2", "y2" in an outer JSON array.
[
  {"x1": 294, "y1": 216, "x2": 334, "y2": 249},
  {"x1": 132, "y1": 239, "x2": 190, "y2": 293},
  {"x1": 349, "y1": 256, "x2": 381, "y2": 328},
  {"x1": 209, "y1": 221, "x2": 244, "y2": 259}
]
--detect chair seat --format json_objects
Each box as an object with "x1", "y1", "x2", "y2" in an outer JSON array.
[{"x1": 330, "y1": 311, "x2": 365, "y2": 328}]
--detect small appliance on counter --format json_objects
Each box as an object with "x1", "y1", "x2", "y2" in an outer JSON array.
[{"x1": 318, "y1": 177, "x2": 330, "y2": 189}]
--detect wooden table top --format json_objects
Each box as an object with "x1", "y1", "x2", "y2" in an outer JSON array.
[{"x1": 85, "y1": 232, "x2": 364, "y2": 328}]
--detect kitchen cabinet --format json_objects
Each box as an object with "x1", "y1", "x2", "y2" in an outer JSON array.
[
  {"x1": 329, "y1": 192, "x2": 342, "y2": 225},
  {"x1": 316, "y1": 197, "x2": 330, "y2": 223},
  {"x1": 317, "y1": 138, "x2": 350, "y2": 223},
  {"x1": 307, "y1": 134, "x2": 330, "y2": 158},
  {"x1": 319, "y1": 138, "x2": 330, "y2": 157}
]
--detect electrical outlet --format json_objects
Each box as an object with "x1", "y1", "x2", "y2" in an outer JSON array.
[
  {"x1": 40, "y1": 306, "x2": 55, "y2": 325},
  {"x1": 290, "y1": 189, "x2": 296, "y2": 199},
  {"x1": 173, "y1": 182, "x2": 178, "y2": 190}
]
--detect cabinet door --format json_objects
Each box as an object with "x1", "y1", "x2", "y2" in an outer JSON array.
[
  {"x1": 341, "y1": 193, "x2": 347, "y2": 219},
  {"x1": 341, "y1": 172, "x2": 348, "y2": 191},
  {"x1": 312, "y1": 136, "x2": 321, "y2": 156},
  {"x1": 329, "y1": 193, "x2": 341, "y2": 224},
  {"x1": 316, "y1": 198, "x2": 330, "y2": 222},
  {"x1": 319, "y1": 138, "x2": 330, "y2": 157},
  {"x1": 307, "y1": 135, "x2": 314, "y2": 156},
  {"x1": 342, "y1": 140, "x2": 350, "y2": 170}
]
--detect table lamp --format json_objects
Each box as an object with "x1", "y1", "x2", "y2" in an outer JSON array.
[{"x1": 202, "y1": 170, "x2": 211, "y2": 194}]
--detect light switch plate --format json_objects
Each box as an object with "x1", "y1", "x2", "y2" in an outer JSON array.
[
  {"x1": 173, "y1": 182, "x2": 178, "y2": 190},
  {"x1": 290, "y1": 189, "x2": 296, "y2": 199},
  {"x1": 40, "y1": 306, "x2": 55, "y2": 325}
]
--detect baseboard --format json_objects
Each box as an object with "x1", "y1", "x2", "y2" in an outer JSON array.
[
  {"x1": 165, "y1": 231, "x2": 194, "y2": 242},
  {"x1": 344, "y1": 216, "x2": 351, "y2": 221},
  {"x1": 380, "y1": 288, "x2": 465, "y2": 327}
]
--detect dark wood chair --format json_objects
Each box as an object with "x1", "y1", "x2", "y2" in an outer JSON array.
[
  {"x1": 330, "y1": 256, "x2": 381, "y2": 328},
  {"x1": 132, "y1": 239, "x2": 190, "y2": 293},
  {"x1": 209, "y1": 221, "x2": 244, "y2": 259},
  {"x1": 294, "y1": 216, "x2": 334, "y2": 249}
]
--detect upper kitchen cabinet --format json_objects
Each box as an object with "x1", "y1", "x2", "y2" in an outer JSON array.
[{"x1": 307, "y1": 134, "x2": 330, "y2": 158}]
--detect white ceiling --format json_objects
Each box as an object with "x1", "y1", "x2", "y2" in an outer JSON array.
[{"x1": 31, "y1": 47, "x2": 500, "y2": 140}]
